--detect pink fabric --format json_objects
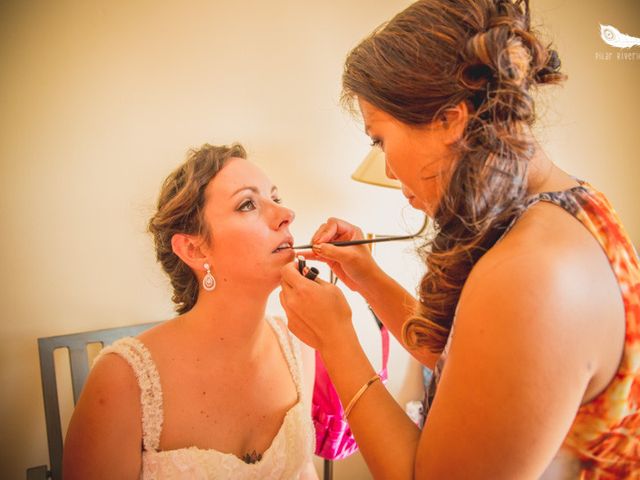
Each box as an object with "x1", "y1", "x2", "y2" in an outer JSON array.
[{"x1": 312, "y1": 326, "x2": 389, "y2": 460}]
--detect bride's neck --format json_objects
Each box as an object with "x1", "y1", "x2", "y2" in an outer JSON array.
[{"x1": 179, "y1": 286, "x2": 273, "y2": 355}]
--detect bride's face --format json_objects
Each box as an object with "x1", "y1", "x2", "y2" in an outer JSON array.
[{"x1": 201, "y1": 157, "x2": 295, "y2": 290}]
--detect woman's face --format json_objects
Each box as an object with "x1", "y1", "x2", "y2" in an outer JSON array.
[
  {"x1": 358, "y1": 98, "x2": 457, "y2": 217},
  {"x1": 201, "y1": 157, "x2": 295, "y2": 290}
]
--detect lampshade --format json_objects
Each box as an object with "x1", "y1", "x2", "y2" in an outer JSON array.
[{"x1": 351, "y1": 147, "x2": 401, "y2": 189}]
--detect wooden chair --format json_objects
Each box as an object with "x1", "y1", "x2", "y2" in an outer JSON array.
[{"x1": 26, "y1": 322, "x2": 160, "y2": 480}]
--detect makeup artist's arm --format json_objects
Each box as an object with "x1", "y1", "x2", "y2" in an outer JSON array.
[
  {"x1": 281, "y1": 237, "x2": 603, "y2": 479},
  {"x1": 307, "y1": 217, "x2": 438, "y2": 368},
  {"x1": 280, "y1": 265, "x2": 419, "y2": 478},
  {"x1": 281, "y1": 230, "x2": 608, "y2": 480}
]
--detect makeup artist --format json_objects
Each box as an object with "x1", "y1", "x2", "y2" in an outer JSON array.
[{"x1": 279, "y1": 1, "x2": 640, "y2": 478}]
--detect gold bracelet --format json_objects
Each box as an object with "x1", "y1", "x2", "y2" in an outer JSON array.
[{"x1": 344, "y1": 374, "x2": 381, "y2": 419}]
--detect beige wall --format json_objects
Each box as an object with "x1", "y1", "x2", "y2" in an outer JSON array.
[{"x1": 1, "y1": 1, "x2": 638, "y2": 478}]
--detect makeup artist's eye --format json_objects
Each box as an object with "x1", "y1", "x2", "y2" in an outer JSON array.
[
  {"x1": 238, "y1": 199, "x2": 256, "y2": 212},
  {"x1": 370, "y1": 138, "x2": 383, "y2": 149}
]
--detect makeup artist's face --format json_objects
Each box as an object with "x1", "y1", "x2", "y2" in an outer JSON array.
[
  {"x1": 201, "y1": 158, "x2": 295, "y2": 290},
  {"x1": 359, "y1": 98, "x2": 457, "y2": 217}
]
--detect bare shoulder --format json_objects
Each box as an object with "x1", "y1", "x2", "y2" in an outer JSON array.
[
  {"x1": 457, "y1": 201, "x2": 598, "y2": 366},
  {"x1": 70, "y1": 351, "x2": 142, "y2": 432},
  {"x1": 63, "y1": 351, "x2": 142, "y2": 479},
  {"x1": 462, "y1": 199, "x2": 622, "y2": 344},
  {"x1": 457, "y1": 199, "x2": 625, "y2": 399},
  {"x1": 137, "y1": 316, "x2": 179, "y2": 346},
  {"x1": 90, "y1": 349, "x2": 141, "y2": 396}
]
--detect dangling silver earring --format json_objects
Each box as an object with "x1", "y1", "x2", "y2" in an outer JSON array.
[{"x1": 203, "y1": 263, "x2": 216, "y2": 291}]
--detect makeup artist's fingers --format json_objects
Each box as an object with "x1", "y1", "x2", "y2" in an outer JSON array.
[
  {"x1": 281, "y1": 261, "x2": 329, "y2": 290},
  {"x1": 279, "y1": 282, "x2": 301, "y2": 318},
  {"x1": 279, "y1": 291, "x2": 319, "y2": 347},
  {"x1": 280, "y1": 261, "x2": 307, "y2": 288},
  {"x1": 297, "y1": 251, "x2": 324, "y2": 262},
  {"x1": 312, "y1": 218, "x2": 364, "y2": 244},
  {"x1": 311, "y1": 242, "x2": 379, "y2": 293},
  {"x1": 291, "y1": 249, "x2": 328, "y2": 263},
  {"x1": 310, "y1": 222, "x2": 328, "y2": 244},
  {"x1": 279, "y1": 290, "x2": 315, "y2": 344},
  {"x1": 281, "y1": 281, "x2": 353, "y2": 349},
  {"x1": 279, "y1": 289, "x2": 289, "y2": 308},
  {"x1": 313, "y1": 242, "x2": 360, "y2": 263}
]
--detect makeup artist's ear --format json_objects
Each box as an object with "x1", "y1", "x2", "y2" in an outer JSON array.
[
  {"x1": 437, "y1": 101, "x2": 469, "y2": 145},
  {"x1": 171, "y1": 233, "x2": 209, "y2": 270}
]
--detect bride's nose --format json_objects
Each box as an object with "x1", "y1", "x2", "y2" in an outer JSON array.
[{"x1": 273, "y1": 204, "x2": 295, "y2": 229}]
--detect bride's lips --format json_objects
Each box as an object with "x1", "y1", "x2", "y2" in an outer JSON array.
[{"x1": 272, "y1": 236, "x2": 294, "y2": 253}]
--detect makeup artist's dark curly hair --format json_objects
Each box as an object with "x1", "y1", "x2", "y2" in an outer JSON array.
[
  {"x1": 148, "y1": 143, "x2": 246, "y2": 314},
  {"x1": 342, "y1": 0, "x2": 565, "y2": 353}
]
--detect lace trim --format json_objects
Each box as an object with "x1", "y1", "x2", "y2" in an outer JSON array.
[
  {"x1": 95, "y1": 337, "x2": 163, "y2": 452},
  {"x1": 94, "y1": 316, "x2": 308, "y2": 466},
  {"x1": 266, "y1": 316, "x2": 303, "y2": 397}
]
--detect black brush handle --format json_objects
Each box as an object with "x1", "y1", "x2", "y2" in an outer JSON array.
[{"x1": 292, "y1": 234, "x2": 416, "y2": 250}]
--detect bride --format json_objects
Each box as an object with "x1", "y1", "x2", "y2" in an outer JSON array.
[{"x1": 63, "y1": 143, "x2": 317, "y2": 479}]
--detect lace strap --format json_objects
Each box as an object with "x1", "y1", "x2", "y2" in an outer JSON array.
[
  {"x1": 266, "y1": 316, "x2": 303, "y2": 396},
  {"x1": 95, "y1": 337, "x2": 164, "y2": 452}
]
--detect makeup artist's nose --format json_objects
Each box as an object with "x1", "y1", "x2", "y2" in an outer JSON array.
[{"x1": 385, "y1": 161, "x2": 398, "y2": 180}]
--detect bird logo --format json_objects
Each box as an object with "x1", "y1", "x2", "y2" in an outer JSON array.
[{"x1": 600, "y1": 24, "x2": 640, "y2": 49}]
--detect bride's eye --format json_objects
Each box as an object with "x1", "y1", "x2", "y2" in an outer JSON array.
[{"x1": 238, "y1": 199, "x2": 256, "y2": 212}]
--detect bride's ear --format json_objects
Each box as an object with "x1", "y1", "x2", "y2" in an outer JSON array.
[{"x1": 171, "y1": 233, "x2": 209, "y2": 270}]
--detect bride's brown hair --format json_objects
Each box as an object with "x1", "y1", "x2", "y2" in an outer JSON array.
[
  {"x1": 148, "y1": 143, "x2": 246, "y2": 314},
  {"x1": 342, "y1": 0, "x2": 564, "y2": 353}
]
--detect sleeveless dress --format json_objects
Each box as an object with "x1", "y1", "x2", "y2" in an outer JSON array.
[
  {"x1": 95, "y1": 316, "x2": 315, "y2": 479},
  {"x1": 424, "y1": 181, "x2": 640, "y2": 479}
]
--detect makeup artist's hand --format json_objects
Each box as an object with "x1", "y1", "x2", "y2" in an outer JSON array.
[
  {"x1": 279, "y1": 261, "x2": 354, "y2": 352},
  {"x1": 307, "y1": 218, "x2": 382, "y2": 294}
]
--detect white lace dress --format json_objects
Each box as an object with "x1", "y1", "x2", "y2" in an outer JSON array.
[{"x1": 95, "y1": 316, "x2": 315, "y2": 479}]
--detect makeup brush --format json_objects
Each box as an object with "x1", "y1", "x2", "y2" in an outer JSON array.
[
  {"x1": 291, "y1": 234, "x2": 417, "y2": 250},
  {"x1": 291, "y1": 216, "x2": 429, "y2": 250}
]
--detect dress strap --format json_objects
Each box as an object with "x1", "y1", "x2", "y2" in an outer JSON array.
[
  {"x1": 523, "y1": 185, "x2": 586, "y2": 215},
  {"x1": 95, "y1": 337, "x2": 164, "y2": 452},
  {"x1": 500, "y1": 184, "x2": 587, "y2": 240},
  {"x1": 266, "y1": 316, "x2": 303, "y2": 396}
]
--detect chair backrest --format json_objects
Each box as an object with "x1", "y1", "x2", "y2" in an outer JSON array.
[{"x1": 33, "y1": 322, "x2": 160, "y2": 480}]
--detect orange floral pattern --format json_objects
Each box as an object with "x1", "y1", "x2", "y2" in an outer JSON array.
[
  {"x1": 532, "y1": 182, "x2": 640, "y2": 478},
  {"x1": 424, "y1": 181, "x2": 640, "y2": 477}
]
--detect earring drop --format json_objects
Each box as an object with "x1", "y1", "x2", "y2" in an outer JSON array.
[{"x1": 203, "y1": 263, "x2": 216, "y2": 291}]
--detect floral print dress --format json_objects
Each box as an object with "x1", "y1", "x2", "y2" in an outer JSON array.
[{"x1": 424, "y1": 181, "x2": 640, "y2": 478}]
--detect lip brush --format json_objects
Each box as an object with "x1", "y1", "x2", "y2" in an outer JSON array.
[
  {"x1": 291, "y1": 216, "x2": 429, "y2": 250},
  {"x1": 291, "y1": 234, "x2": 418, "y2": 250}
]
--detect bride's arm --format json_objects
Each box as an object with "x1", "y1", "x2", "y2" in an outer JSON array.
[{"x1": 63, "y1": 354, "x2": 142, "y2": 479}]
